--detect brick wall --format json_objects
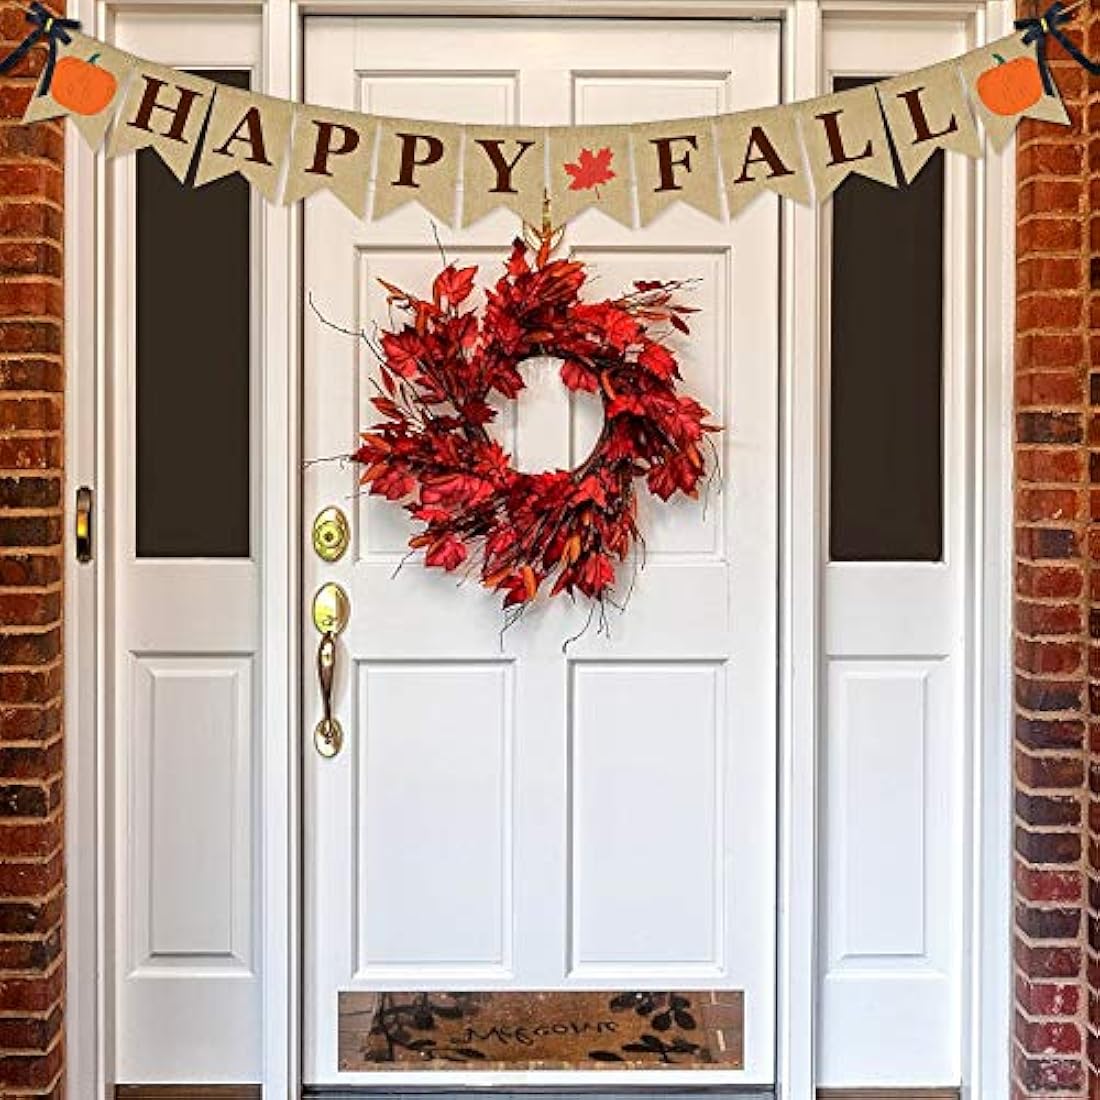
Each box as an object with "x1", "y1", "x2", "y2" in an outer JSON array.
[
  {"x1": 1013, "y1": 6, "x2": 1100, "y2": 1098},
  {"x1": 0, "y1": 1, "x2": 65, "y2": 1096}
]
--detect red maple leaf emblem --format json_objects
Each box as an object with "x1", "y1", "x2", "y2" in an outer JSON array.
[{"x1": 563, "y1": 146, "x2": 616, "y2": 194}]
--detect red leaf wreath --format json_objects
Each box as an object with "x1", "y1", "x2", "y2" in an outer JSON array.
[{"x1": 355, "y1": 225, "x2": 718, "y2": 613}]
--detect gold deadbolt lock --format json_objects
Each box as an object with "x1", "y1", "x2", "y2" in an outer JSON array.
[
  {"x1": 312, "y1": 582, "x2": 350, "y2": 758},
  {"x1": 312, "y1": 506, "x2": 350, "y2": 562}
]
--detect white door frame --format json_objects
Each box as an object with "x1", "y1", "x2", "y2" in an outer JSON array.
[{"x1": 63, "y1": 2, "x2": 1015, "y2": 1097}]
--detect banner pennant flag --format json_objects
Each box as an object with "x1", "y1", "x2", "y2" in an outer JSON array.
[
  {"x1": 796, "y1": 84, "x2": 898, "y2": 200},
  {"x1": 193, "y1": 84, "x2": 295, "y2": 201},
  {"x1": 716, "y1": 106, "x2": 812, "y2": 214},
  {"x1": 4, "y1": 1, "x2": 1098, "y2": 228},
  {"x1": 463, "y1": 126, "x2": 546, "y2": 227},
  {"x1": 283, "y1": 104, "x2": 376, "y2": 216},
  {"x1": 958, "y1": 32, "x2": 1069, "y2": 151},
  {"x1": 20, "y1": 30, "x2": 136, "y2": 149},
  {"x1": 548, "y1": 125, "x2": 634, "y2": 227},
  {"x1": 631, "y1": 118, "x2": 722, "y2": 225},
  {"x1": 373, "y1": 117, "x2": 463, "y2": 226},
  {"x1": 876, "y1": 61, "x2": 981, "y2": 183}
]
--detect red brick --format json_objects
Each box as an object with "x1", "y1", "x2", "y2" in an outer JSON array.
[
  {"x1": 1018, "y1": 600, "x2": 1083, "y2": 638},
  {"x1": 1019, "y1": 369, "x2": 1086, "y2": 407},
  {"x1": 1017, "y1": 749, "x2": 1085, "y2": 791},
  {"x1": 1016, "y1": 1012, "x2": 1083, "y2": 1056},
  {"x1": 1016, "y1": 977, "x2": 1081, "y2": 1018},
  {"x1": 1018, "y1": 489, "x2": 1081, "y2": 523},
  {"x1": 1016, "y1": 564, "x2": 1083, "y2": 599},
  {"x1": 1019, "y1": 293, "x2": 1083, "y2": 332}
]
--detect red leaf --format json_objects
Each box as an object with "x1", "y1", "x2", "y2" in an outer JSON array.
[
  {"x1": 560, "y1": 359, "x2": 598, "y2": 393},
  {"x1": 563, "y1": 146, "x2": 616, "y2": 192},
  {"x1": 425, "y1": 534, "x2": 467, "y2": 571},
  {"x1": 433, "y1": 264, "x2": 477, "y2": 309},
  {"x1": 670, "y1": 313, "x2": 691, "y2": 335},
  {"x1": 381, "y1": 330, "x2": 423, "y2": 378}
]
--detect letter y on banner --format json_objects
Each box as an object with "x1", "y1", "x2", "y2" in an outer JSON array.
[
  {"x1": 463, "y1": 126, "x2": 545, "y2": 227},
  {"x1": 107, "y1": 63, "x2": 215, "y2": 181}
]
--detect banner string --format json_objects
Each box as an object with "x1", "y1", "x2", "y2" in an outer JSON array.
[
  {"x1": 1015, "y1": 0, "x2": 1100, "y2": 95},
  {"x1": 0, "y1": 2, "x2": 81, "y2": 97}
]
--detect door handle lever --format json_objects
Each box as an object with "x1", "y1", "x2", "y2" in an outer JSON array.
[
  {"x1": 315, "y1": 630, "x2": 342, "y2": 758},
  {"x1": 312, "y1": 582, "x2": 349, "y2": 759}
]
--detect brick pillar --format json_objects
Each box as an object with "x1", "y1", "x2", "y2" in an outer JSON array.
[
  {"x1": 0, "y1": 2, "x2": 65, "y2": 1096},
  {"x1": 1014, "y1": 7, "x2": 1099, "y2": 1098},
  {"x1": 1086, "y1": 8, "x2": 1100, "y2": 1096}
]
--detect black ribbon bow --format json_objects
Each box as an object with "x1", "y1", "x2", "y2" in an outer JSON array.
[
  {"x1": 0, "y1": 2, "x2": 82, "y2": 97},
  {"x1": 1015, "y1": 1, "x2": 1100, "y2": 96}
]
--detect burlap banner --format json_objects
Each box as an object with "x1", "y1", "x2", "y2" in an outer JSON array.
[{"x1": 7, "y1": 4, "x2": 1094, "y2": 229}]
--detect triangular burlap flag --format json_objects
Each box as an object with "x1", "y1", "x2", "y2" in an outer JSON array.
[
  {"x1": 958, "y1": 32, "x2": 1069, "y2": 151},
  {"x1": 462, "y1": 126, "x2": 545, "y2": 227},
  {"x1": 192, "y1": 85, "x2": 294, "y2": 201},
  {"x1": 876, "y1": 61, "x2": 981, "y2": 182},
  {"x1": 373, "y1": 117, "x2": 462, "y2": 225},
  {"x1": 631, "y1": 118, "x2": 722, "y2": 224},
  {"x1": 547, "y1": 125, "x2": 633, "y2": 227},
  {"x1": 22, "y1": 30, "x2": 136, "y2": 149},
  {"x1": 716, "y1": 107, "x2": 811, "y2": 214},
  {"x1": 107, "y1": 63, "x2": 215, "y2": 182},
  {"x1": 282, "y1": 105, "x2": 375, "y2": 216},
  {"x1": 796, "y1": 85, "x2": 898, "y2": 199}
]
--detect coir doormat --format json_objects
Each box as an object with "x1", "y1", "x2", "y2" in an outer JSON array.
[{"x1": 338, "y1": 990, "x2": 743, "y2": 1071}]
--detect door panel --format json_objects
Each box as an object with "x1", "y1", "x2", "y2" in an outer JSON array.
[
  {"x1": 819, "y1": 18, "x2": 972, "y2": 1088},
  {"x1": 303, "y1": 17, "x2": 781, "y2": 1085},
  {"x1": 109, "y1": 15, "x2": 263, "y2": 1085}
]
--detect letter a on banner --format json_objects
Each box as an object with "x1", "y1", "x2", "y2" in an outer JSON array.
[
  {"x1": 631, "y1": 119, "x2": 722, "y2": 224},
  {"x1": 716, "y1": 107, "x2": 811, "y2": 214},
  {"x1": 22, "y1": 30, "x2": 136, "y2": 149},
  {"x1": 876, "y1": 61, "x2": 981, "y2": 182},
  {"x1": 373, "y1": 117, "x2": 462, "y2": 225},
  {"x1": 958, "y1": 33, "x2": 1068, "y2": 150},
  {"x1": 283, "y1": 105, "x2": 376, "y2": 217},
  {"x1": 107, "y1": 63, "x2": 215, "y2": 181},
  {"x1": 193, "y1": 84, "x2": 294, "y2": 201},
  {"x1": 796, "y1": 84, "x2": 898, "y2": 199}
]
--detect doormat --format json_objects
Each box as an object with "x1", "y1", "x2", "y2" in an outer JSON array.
[{"x1": 338, "y1": 990, "x2": 743, "y2": 1071}]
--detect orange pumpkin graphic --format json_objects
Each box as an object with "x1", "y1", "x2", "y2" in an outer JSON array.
[
  {"x1": 50, "y1": 53, "x2": 117, "y2": 116},
  {"x1": 976, "y1": 53, "x2": 1043, "y2": 116}
]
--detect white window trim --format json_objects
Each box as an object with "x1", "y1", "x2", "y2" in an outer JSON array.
[{"x1": 63, "y1": 1, "x2": 1015, "y2": 1096}]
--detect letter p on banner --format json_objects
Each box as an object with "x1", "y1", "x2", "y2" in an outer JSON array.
[{"x1": 283, "y1": 104, "x2": 376, "y2": 216}]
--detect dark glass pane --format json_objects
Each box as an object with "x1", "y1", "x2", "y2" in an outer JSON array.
[
  {"x1": 828, "y1": 75, "x2": 944, "y2": 563},
  {"x1": 136, "y1": 70, "x2": 251, "y2": 558}
]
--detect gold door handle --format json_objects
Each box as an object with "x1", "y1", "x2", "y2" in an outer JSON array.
[
  {"x1": 312, "y1": 583, "x2": 349, "y2": 758},
  {"x1": 315, "y1": 630, "x2": 341, "y2": 758}
]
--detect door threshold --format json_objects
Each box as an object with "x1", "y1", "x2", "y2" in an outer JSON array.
[{"x1": 301, "y1": 1090, "x2": 776, "y2": 1099}]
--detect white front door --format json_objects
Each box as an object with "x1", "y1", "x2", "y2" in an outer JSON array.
[{"x1": 302, "y1": 16, "x2": 781, "y2": 1087}]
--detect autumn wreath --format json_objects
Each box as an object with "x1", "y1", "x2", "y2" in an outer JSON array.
[{"x1": 354, "y1": 225, "x2": 718, "y2": 614}]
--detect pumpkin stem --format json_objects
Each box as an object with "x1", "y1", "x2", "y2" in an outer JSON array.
[
  {"x1": 992, "y1": 52, "x2": 1006, "y2": 65},
  {"x1": 88, "y1": 52, "x2": 100, "y2": 65}
]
